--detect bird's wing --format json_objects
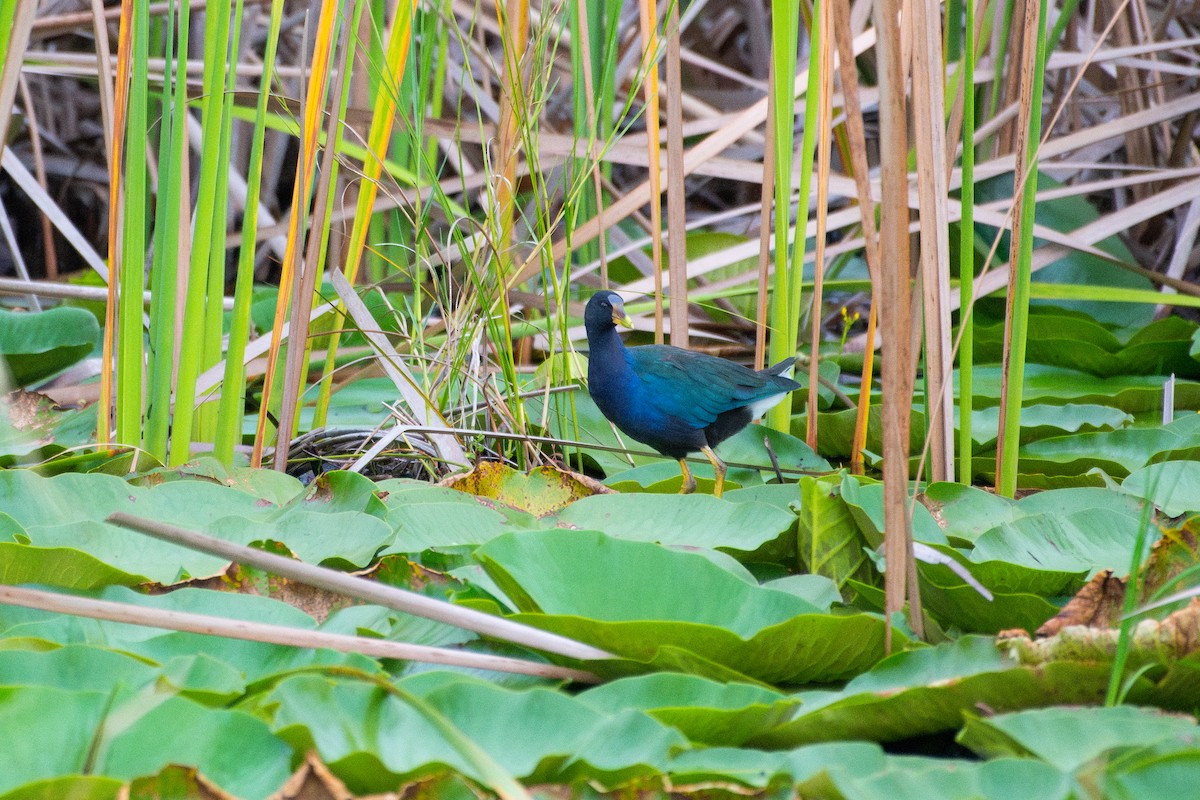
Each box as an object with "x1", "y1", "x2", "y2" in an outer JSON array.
[{"x1": 625, "y1": 346, "x2": 791, "y2": 428}]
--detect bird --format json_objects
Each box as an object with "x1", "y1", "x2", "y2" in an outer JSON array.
[{"x1": 583, "y1": 291, "x2": 801, "y2": 498}]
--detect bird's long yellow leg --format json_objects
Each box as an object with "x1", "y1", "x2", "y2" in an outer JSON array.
[
  {"x1": 700, "y1": 446, "x2": 727, "y2": 498},
  {"x1": 678, "y1": 458, "x2": 697, "y2": 494}
]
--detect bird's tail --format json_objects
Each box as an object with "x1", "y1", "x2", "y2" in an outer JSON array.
[{"x1": 764, "y1": 357, "x2": 798, "y2": 381}]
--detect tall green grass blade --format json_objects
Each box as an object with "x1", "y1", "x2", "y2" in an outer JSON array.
[
  {"x1": 169, "y1": 1, "x2": 233, "y2": 464},
  {"x1": 765, "y1": 0, "x2": 800, "y2": 431},
  {"x1": 781, "y1": 0, "x2": 824, "y2": 423},
  {"x1": 145, "y1": 0, "x2": 190, "y2": 461},
  {"x1": 213, "y1": 0, "x2": 285, "y2": 464},
  {"x1": 195, "y1": 0, "x2": 247, "y2": 442},
  {"x1": 116, "y1": 0, "x2": 150, "y2": 448},
  {"x1": 957, "y1": 0, "x2": 977, "y2": 484},
  {"x1": 1047, "y1": 0, "x2": 1081, "y2": 52},
  {"x1": 997, "y1": 0, "x2": 1048, "y2": 497}
]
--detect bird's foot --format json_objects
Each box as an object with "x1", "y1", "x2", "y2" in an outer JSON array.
[
  {"x1": 678, "y1": 458, "x2": 697, "y2": 494},
  {"x1": 701, "y1": 446, "x2": 727, "y2": 499}
]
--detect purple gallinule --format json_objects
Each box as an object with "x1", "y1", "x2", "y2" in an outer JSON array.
[{"x1": 584, "y1": 291, "x2": 801, "y2": 497}]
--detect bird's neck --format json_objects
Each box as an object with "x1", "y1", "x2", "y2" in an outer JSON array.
[{"x1": 587, "y1": 324, "x2": 629, "y2": 385}]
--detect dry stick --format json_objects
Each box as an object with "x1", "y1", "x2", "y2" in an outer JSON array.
[
  {"x1": 106, "y1": 512, "x2": 614, "y2": 663},
  {"x1": 909, "y1": 0, "x2": 955, "y2": 483},
  {"x1": 874, "y1": 0, "x2": 918, "y2": 650},
  {"x1": 0, "y1": 584, "x2": 599, "y2": 684},
  {"x1": 665, "y1": 0, "x2": 688, "y2": 349},
  {"x1": 638, "y1": 0, "x2": 665, "y2": 343},
  {"x1": 16, "y1": 75, "x2": 58, "y2": 279}
]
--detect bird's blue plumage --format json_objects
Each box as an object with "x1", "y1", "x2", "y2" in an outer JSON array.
[{"x1": 584, "y1": 292, "x2": 800, "y2": 460}]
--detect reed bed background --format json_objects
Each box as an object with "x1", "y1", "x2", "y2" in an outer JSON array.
[{"x1": 3, "y1": 0, "x2": 1200, "y2": 626}]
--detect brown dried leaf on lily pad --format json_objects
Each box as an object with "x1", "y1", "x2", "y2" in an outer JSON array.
[
  {"x1": 441, "y1": 460, "x2": 613, "y2": 517},
  {"x1": 1014, "y1": 520, "x2": 1200, "y2": 639},
  {"x1": 1035, "y1": 570, "x2": 1126, "y2": 637},
  {"x1": 1000, "y1": 599, "x2": 1200, "y2": 668}
]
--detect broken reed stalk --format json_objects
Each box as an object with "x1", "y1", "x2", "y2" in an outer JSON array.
[
  {"x1": 0, "y1": 584, "x2": 599, "y2": 683},
  {"x1": 106, "y1": 512, "x2": 614, "y2": 663}
]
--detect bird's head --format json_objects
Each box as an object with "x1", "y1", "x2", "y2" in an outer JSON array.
[{"x1": 584, "y1": 292, "x2": 634, "y2": 332}]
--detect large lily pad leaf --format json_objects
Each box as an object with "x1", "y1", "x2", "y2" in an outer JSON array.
[
  {"x1": 1017, "y1": 415, "x2": 1200, "y2": 477},
  {"x1": 0, "y1": 541, "x2": 147, "y2": 590},
  {"x1": 577, "y1": 673, "x2": 800, "y2": 746},
  {"x1": 664, "y1": 741, "x2": 887, "y2": 790},
  {"x1": 475, "y1": 529, "x2": 900, "y2": 683},
  {"x1": 104, "y1": 695, "x2": 292, "y2": 799},
  {"x1": 965, "y1": 366, "x2": 1200, "y2": 414},
  {"x1": 555, "y1": 493, "x2": 796, "y2": 556},
  {"x1": 969, "y1": 492, "x2": 1155, "y2": 577},
  {"x1": 0, "y1": 644, "x2": 160, "y2": 698},
  {"x1": 1104, "y1": 740, "x2": 1200, "y2": 799},
  {"x1": 907, "y1": 487, "x2": 1157, "y2": 630},
  {"x1": 915, "y1": 561, "x2": 1064, "y2": 634},
  {"x1": 671, "y1": 740, "x2": 1072, "y2": 799},
  {"x1": 751, "y1": 637, "x2": 1117, "y2": 748},
  {"x1": 841, "y1": 474, "x2": 947, "y2": 546},
  {"x1": 0, "y1": 683, "x2": 291, "y2": 799},
  {"x1": 967, "y1": 403, "x2": 1134, "y2": 450},
  {"x1": 832, "y1": 756, "x2": 1073, "y2": 800},
  {"x1": 264, "y1": 672, "x2": 686, "y2": 793},
  {"x1": 131, "y1": 457, "x2": 306, "y2": 505},
  {"x1": 957, "y1": 706, "x2": 1200, "y2": 771},
  {"x1": 921, "y1": 482, "x2": 1021, "y2": 545},
  {"x1": 378, "y1": 493, "x2": 513, "y2": 553},
  {"x1": 0, "y1": 306, "x2": 100, "y2": 387},
  {"x1": 802, "y1": 400, "x2": 1135, "y2": 461},
  {"x1": 0, "y1": 471, "x2": 392, "y2": 583},
  {"x1": 1122, "y1": 461, "x2": 1200, "y2": 517},
  {"x1": 972, "y1": 312, "x2": 1200, "y2": 379},
  {"x1": 0, "y1": 685, "x2": 113, "y2": 795}
]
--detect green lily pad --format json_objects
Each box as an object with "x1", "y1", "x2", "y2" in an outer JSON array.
[{"x1": 476, "y1": 529, "x2": 901, "y2": 683}]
